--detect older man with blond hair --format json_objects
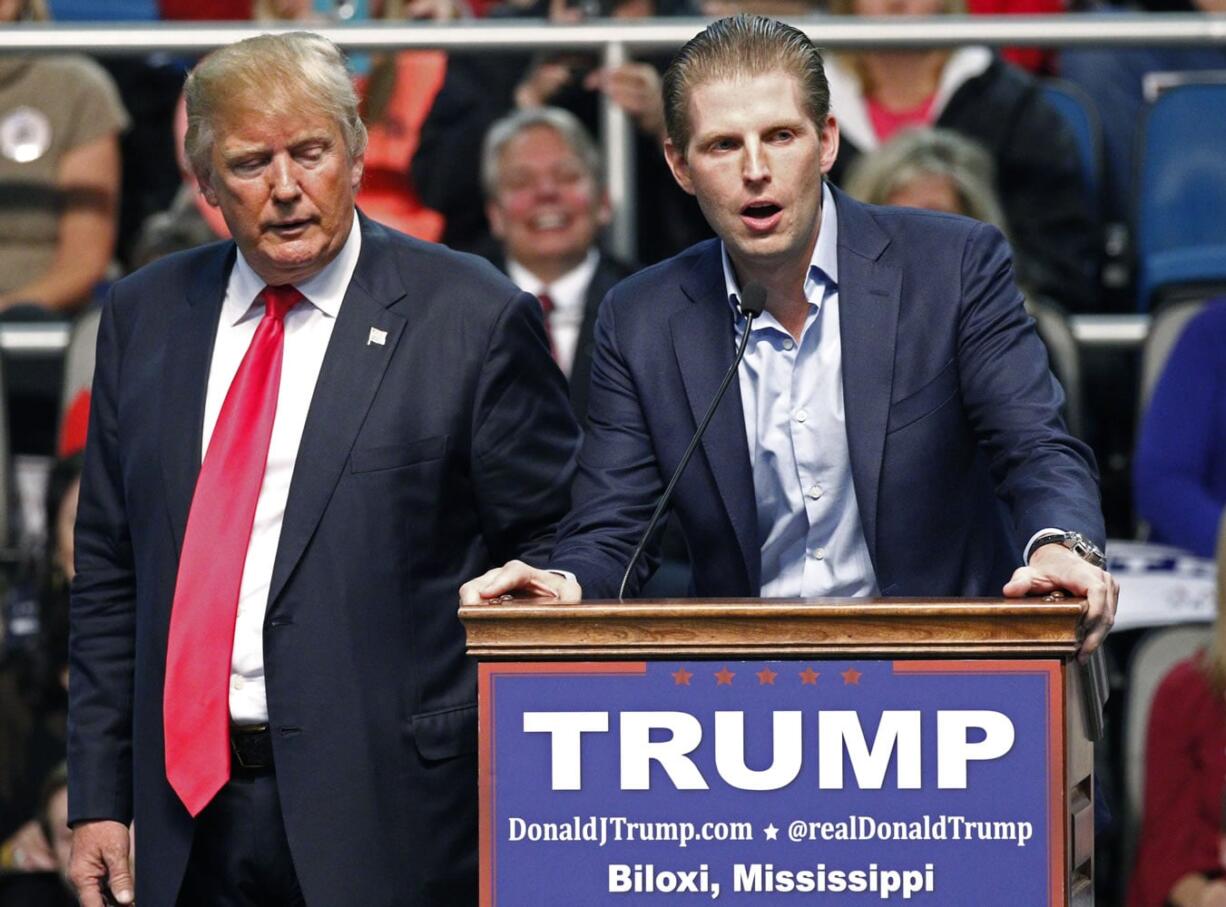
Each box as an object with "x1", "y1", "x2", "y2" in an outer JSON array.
[{"x1": 68, "y1": 31, "x2": 579, "y2": 907}]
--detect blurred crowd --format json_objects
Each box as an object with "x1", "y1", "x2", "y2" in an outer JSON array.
[{"x1": 1, "y1": 0, "x2": 1226, "y2": 904}]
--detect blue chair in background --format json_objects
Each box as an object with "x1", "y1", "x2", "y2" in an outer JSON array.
[
  {"x1": 1040, "y1": 79, "x2": 1103, "y2": 220},
  {"x1": 1135, "y1": 82, "x2": 1226, "y2": 310}
]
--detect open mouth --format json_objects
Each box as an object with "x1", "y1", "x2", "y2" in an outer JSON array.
[{"x1": 741, "y1": 202, "x2": 782, "y2": 231}]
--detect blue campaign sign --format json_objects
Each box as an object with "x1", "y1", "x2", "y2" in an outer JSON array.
[{"x1": 479, "y1": 660, "x2": 1065, "y2": 906}]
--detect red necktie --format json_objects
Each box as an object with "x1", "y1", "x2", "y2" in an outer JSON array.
[
  {"x1": 164, "y1": 284, "x2": 302, "y2": 816},
  {"x1": 537, "y1": 290, "x2": 557, "y2": 362}
]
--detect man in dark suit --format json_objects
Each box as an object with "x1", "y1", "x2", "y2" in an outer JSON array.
[
  {"x1": 67, "y1": 33, "x2": 579, "y2": 907},
  {"x1": 462, "y1": 15, "x2": 1117, "y2": 658},
  {"x1": 481, "y1": 106, "x2": 633, "y2": 424}
]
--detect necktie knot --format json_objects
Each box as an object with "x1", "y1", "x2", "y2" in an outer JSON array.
[
  {"x1": 537, "y1": 290, "x2": 553, "y2": 316},
  {"x1": 262, "y1": 284, "x2": 302, "y2": 322}
]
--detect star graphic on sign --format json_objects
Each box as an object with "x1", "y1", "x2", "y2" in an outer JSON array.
[
  {"x1": 672, "y1": 667, "x2": 693, "y2": 686},
  {"x1": 799, "y1": 667, "x2": 820, "y2": 685},
  {"x1": 763, "y1": 823, "x2": 779, "y2": 841},
  {"x1": 714, "y1": 667, "x2": 735, "y2": 686},
  {"x1": 841, "y1": 667, "x2": 862, "y2": 685},
  {"x1": 756, "y1": 667, "x2": 778, "y2": 685}
]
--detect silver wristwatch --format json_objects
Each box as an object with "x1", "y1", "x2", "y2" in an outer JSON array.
[{"x1": 1030, "y1": 530, "x2": 1105, "y2": 568}]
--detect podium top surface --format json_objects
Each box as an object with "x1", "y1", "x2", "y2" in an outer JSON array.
[{"x1": 460, "y1": 596, "x2": 1086, "y2": 660}]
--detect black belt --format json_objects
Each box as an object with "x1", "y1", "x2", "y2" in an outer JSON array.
[{"x1": 230, "y1": 724, "x2": 274, "y2": 772}]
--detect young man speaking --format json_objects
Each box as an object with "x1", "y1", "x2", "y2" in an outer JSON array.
[{"x1": 463, "y1": 15, "x2": 1116, "y2": 660}]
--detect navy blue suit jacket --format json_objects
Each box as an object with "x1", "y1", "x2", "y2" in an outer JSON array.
[
  {"x1": 551, "y1": 189, "x2": 1103, "y2": 599},
  {"x1": 67, "y1": 216, "x2": 581, "y2": 906}
]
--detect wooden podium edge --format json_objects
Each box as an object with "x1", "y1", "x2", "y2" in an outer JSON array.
[{"x1": 460, "y1": 596, "x2": 1086, "y2": 660}]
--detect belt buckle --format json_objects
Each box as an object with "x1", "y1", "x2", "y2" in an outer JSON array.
[{"x1": 230, "y1": 723, "x2": 270, "y2": 770}]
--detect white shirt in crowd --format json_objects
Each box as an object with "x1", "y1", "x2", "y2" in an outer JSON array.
[{"x1": 506, "y1": 249, "x2": 598, "y2": 379}]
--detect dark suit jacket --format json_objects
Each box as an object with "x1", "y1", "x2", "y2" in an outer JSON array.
[
  {"x1": 550, "y1": 189, "x2": 1104, "y2": 598},
  {"x1": 491, "y1": 251, "x2": 634, "y2": 425},
  {"x1": 67, "y1": 217, "x2": 581, "y2": 906}
]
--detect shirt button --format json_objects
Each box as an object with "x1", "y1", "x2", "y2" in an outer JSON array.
[
  {"x1": 813, "y1": 547, "x2": 826, "y2": 561},
  {"x1": 231, "y1": 676, "x2": 245, "y2": 691},
  {"x1": 782, "y1": 338, "x2": 796, "y2": 351},
  {"x1": 807, "y1": 484, "x2": 823, "y2": 500},
  {"x1": 795, "y1": 409, "x2": 808, "y2": 423}
]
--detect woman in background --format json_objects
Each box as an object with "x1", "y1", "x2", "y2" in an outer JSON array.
[
  {"x1": 843, "y1": 126, "x2": 1007, "y2": 231},
  {"x1": 823, "y1": 0, "x2": 1097, "y2": 312},
  {"x1": 1128, "y1": 525, "x2": 1226, "y2": 906}
]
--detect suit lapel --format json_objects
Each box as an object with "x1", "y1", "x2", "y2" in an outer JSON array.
[
  {"x1": 160, "y1": 242, "x2": 234, "y2": 554},
  {"x1": 834, "y1": 190, "x2": 900, "y2": 569},
  {"x1": 574, "y1": 257, "x2": 608, "y2": 371},
  {"x1": 266, "y1": 218, "x2": 407, "y2": 609},
  {"x1": 672, "y1": 242, "x2": 759, "y2": 593}
]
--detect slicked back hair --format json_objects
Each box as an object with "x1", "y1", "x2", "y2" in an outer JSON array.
[
  {"x1": 184, "y1": 31, "x2": 367, "y2": 184},
  {"x1": 662, "y1": 14, "x2": 830, "y2": 153}
]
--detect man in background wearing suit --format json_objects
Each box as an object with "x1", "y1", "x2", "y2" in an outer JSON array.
[
  {"x1": 68, "y1": 32, "x2": 579, "y2": 907},
  {"x1": 482, "y1": 107, "x2": 633, "y2": 424},
  {"x1": 462, "y1": 15, "x2": 1117, "y2": 659}
]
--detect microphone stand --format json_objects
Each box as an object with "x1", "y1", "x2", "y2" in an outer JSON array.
[{"x1": 617, "y1": 283, "x2": 767, "y2": 601}]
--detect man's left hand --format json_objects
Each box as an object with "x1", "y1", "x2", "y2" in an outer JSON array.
[{"x1": 1003, "y1": 543, "x2": 1118, "y2": 663}]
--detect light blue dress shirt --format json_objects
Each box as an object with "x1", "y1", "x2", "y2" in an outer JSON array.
[{"x1": 722, "y1": 184, "x2": 878, "y2": 598}]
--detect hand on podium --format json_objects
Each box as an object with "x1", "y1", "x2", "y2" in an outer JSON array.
[
  {"x1": 460, "y1": 559, "x2": 583, "y2": 606},
  {"x1": 1003, "y1": 543, "x2": 1119, "y2": 663}
]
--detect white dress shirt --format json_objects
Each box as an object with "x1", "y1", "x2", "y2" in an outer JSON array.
[
  {"x1": 506, "y1": 249, "x2": 598, "y2": 379},
  {"x1": 201, "y1": 215, "x2": 361, "y2": 724},
  {"x1": 723, "y1": 184, "x2": 878, "y2": 598}
]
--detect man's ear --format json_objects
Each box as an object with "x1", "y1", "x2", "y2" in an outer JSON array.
[
  {"x1": 818, "y1": 114, "x2": 841, "y2": 176},
  {"x1": 663, "y1": 138, "x2": 694, "y2": 196},
  {"x1": 486, "y1": 200, "x2": 506, "y2": 239},
  {"x1": 196, "y1": 171, "x2": 220, "y2": 208}
]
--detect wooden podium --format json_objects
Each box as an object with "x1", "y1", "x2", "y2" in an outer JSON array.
[{"x1": 462, "y1": 596, "x2": 1100, "y2": 906}]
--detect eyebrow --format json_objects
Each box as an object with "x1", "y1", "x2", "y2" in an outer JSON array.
[{"x1": 220, "y1": 132, "x2": 334, "y2": 161}]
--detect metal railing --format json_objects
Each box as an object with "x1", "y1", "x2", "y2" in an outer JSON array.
[{"x1": 4, "y1": 15, "x2": 1226, "y2": 55}]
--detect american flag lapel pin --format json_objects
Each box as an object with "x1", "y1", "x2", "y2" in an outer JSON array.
[{"x1": 367, "y1": 327, "x2": 387, "y2": 347}]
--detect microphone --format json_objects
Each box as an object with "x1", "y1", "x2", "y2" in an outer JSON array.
[{"x1": 617, "y1": 282, "x2": 768, "y2": 601}]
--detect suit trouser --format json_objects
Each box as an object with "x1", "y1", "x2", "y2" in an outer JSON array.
[{"x1": 176, "y1": 767, "x2": 306, "y2": 907}]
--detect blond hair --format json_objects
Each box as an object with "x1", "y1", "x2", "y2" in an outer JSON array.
[
  {"x1": 184, "y1": 31, "x2": 367, "y2": 183},
  {"x1": 844, "y1": 127, "x2": 1007, "y2": 232}
]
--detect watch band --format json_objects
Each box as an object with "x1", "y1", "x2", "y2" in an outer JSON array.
[{"x1": 1030, "y1": 531, "x2": 1106, "y2": 568}]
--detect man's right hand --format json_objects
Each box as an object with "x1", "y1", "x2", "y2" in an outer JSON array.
[
  {"x1": 459, "y1": 559, "x2": 582, "y2": 606},
  {"x1": 70, "y1": 820, "x2": 134, "y2": 907}
]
